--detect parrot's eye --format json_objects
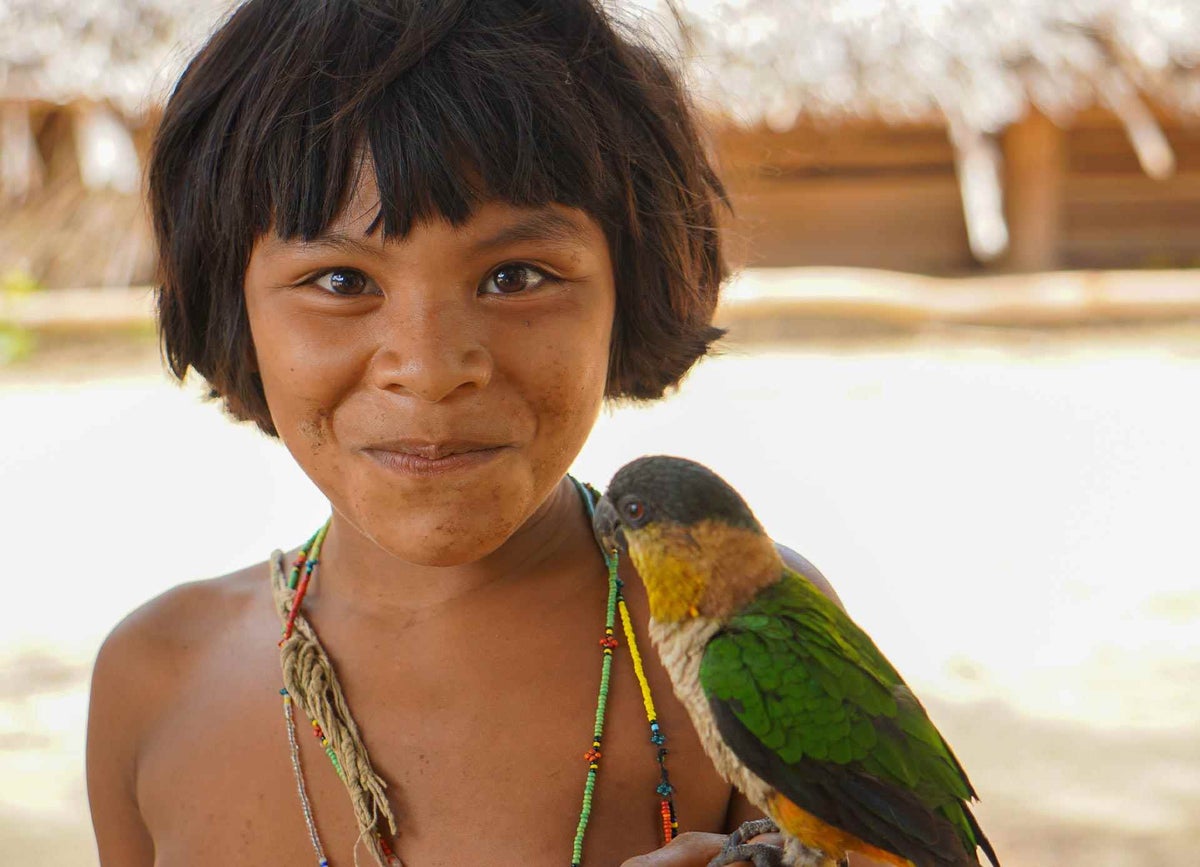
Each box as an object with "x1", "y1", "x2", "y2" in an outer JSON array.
[{"x1": 623, "y1": 498, "x2": 647, "y2": 526}]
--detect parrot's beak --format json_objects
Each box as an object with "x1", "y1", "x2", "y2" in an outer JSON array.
[{"x1": 591, "y1": 496, "x2": 626, "y2": 556}]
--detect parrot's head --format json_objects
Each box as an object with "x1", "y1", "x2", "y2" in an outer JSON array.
[{"x1": 593, "y1": 455, "x2": 783, "y2": 624}]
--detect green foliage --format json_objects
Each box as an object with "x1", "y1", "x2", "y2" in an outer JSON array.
[
  {"x1": 0, "y1": 325, "x2": 35, "y2": 364},
  {"x1": 2, "y1": 268, "x2": 40, "y2": 297},
  {"x1": 0, "y1": 269, "x2": 40, "y2": 365}
]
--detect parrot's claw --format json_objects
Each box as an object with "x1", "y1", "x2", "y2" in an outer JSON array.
[
  {"x1": 725, "y1": 818, "x2": 780, "y2": 846},
  {"x1": 707, "y1": 818, "x2": 785, "y2": 867},
  {"x1": 706, "y1": 842, "x2": 787, "y2": 867}
]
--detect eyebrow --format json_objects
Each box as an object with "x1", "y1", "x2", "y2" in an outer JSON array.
[
  {"x1": 276, "y1": 209, "x2": 591, "y2": 258},
  {"x1": 464, "y1": 209, "x2": 591, "y2": 253}
]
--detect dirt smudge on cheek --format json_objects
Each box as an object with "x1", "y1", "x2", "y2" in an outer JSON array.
[{"x1": 297, "y1": 407, "x2": 332, "y2": 452}]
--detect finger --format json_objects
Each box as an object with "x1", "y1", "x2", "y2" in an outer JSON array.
[
  {"x1": 619, "y1": 831, "x2": 788, "y2": 867},
  {"x1": 619, "y1": 831, "x2": 727, "y2": 865}
]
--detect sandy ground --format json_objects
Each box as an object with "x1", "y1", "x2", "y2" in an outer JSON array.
[{"x1": 4, "y1": 322, "x2": 1199, "y2": 866}]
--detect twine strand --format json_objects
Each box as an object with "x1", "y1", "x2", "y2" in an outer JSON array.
[{"x1": 271, "y1": 525, "x2": 400, "y2": 867}]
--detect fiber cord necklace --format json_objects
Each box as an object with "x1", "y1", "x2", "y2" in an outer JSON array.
[{"x1": 269, "y1": 477, "x2": 680, "y2": 866}]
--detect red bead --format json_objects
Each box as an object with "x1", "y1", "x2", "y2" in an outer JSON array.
[
  {"x1": 584, "y1": 748, "x2": 602, "y2": 762},
  {"x1": 379, "y1": 835, "x2": 396, "y2": 857},
  {"x1": 599, "y1": 636, "x2": 619, "y2": 649}
]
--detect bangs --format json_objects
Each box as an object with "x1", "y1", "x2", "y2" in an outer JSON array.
[{"x1": 244, "y1": 0, "x2": 610, "y2": 242}]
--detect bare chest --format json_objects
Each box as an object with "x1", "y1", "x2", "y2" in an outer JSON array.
[{"x1": 136, "y1": 572, "x2": 731, "y2": 866}]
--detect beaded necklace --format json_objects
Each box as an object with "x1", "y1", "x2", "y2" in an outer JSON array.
[{"x1": 269, "y1": 477, "x2": 679, "y2": 866}]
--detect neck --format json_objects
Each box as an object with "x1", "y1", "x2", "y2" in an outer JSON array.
[
  {"x1": 302, "y1": 475, "x2": 593, "y2": 623},
  {"x1": 698, "y1": 524, "x2": 783, "y2": 619},
  {"x1": 631, "y1": 520, "x2": 782, "y2": 624}
]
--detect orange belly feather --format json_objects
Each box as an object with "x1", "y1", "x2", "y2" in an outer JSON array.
[{"x1": 768, "y1": 791, "x2": 914, "y2": 867}]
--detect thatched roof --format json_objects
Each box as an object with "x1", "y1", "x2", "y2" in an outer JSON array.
[
  {"x1": 3, "y1": 0, "x2": 1199, "y2": 280},
  {"x1": 5, "y1": 0, "x2": 1198, "y2": 128},
  {"x1": 640, "y1": 0, "x2": 1200, "y2": 132},
  {"x1": 0, "y1": 0, "x2": 230, "y2": 114}
]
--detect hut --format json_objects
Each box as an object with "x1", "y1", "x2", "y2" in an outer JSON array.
[
  {"x1": 0, "y1": 0, "x2": 227, "y2": 289},
  {"x1": 656, "y1": 0, "x2": 1200, "y2": 274},
  {"x1": 4, "y1": 1, "x2": 1200, "y2": 287}
]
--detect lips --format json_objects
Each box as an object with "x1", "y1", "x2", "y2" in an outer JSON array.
[
  {"x1": 359, "y1": 437, "x2": 513, "y2": 477},
  {"x1": 362, "y1": 438, "x2": 508, "y2": 459}
]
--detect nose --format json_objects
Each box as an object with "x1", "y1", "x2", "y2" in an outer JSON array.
[{"x1": 369, "y1": 299, "x2": 493, "y2": 403}]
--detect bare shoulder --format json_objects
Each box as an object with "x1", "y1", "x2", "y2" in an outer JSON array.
[
  {"x1": 86, "y1": 558, "x2": 274, "y2": 865},
  {"x1": 94, "y1": 560, "x2": 269, "y2": 679},
  {"x1": 90, "y1": 557, "x2": 278, "y2": 741},
  {"x1": 773, "y1": 541, "x2": 846, "y2": 611}
]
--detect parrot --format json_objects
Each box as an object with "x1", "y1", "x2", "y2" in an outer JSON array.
[{"x1": 591, "y1": 455, "x2": 999, "y2": 867}]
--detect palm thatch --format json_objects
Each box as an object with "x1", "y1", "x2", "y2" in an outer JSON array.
[
  {"x1": 642, "y1": 0, "x2": 1200, "y2": 131},
  {"x1": 0, "y1": 0, "x2": 227, "y2": 112}
]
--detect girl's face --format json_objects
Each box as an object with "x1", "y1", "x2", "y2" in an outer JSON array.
[{"x1": 243, "y1": 174, "x2": 616, "y2": 566}]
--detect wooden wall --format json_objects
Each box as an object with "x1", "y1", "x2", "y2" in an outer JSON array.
[
  {"x1": 714, "y1": 121, "x2": 975, "y2": 274},
  {"x1": 1061, "y1": 109, "x2": 1200, "y2": 270},
  {"x1": 714, "y1": 107, "x2": 1200, "y2": 275}
]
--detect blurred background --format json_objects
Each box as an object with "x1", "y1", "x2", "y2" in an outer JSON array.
[{"x1": 2, "y1": 1, "x2": 1199, "y2": 864}]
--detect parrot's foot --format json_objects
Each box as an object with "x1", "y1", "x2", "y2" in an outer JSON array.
[
  {"x1": 709, "y1": 820, "x2": 786, "y2": 867},
  {"x1": 725, "y1": 818, "x2": 780, "y2": 845},
  {"x1": 706, "y1": 842, "x2": 787, "y2": 867}
]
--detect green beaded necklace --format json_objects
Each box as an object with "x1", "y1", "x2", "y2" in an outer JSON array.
[{"x1": 270, "y1": 476, "x2": 680, "y2": 866}]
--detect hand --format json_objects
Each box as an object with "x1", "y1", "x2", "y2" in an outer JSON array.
[{"x1": 619, "y1": 830, "x2": 786, "y2": 866}]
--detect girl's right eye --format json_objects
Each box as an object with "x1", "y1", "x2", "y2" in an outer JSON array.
[{"x1": 311, "y1": 268, "x2": 375, "y2": 296}]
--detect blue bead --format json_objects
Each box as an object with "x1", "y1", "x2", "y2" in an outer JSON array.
[
  {"x1": 650, "y1": 733, "x2": 666, "y2": 745},
  {"x1": 656, "y1": 782, "x2": 674, "y2": 796}
]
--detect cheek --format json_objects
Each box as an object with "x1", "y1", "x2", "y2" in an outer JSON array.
[
  {"x1": 509, "y1": 305, "x2": 612, "y2": 469},
  {"x1": 245, "y1": 296, "x2": 367, "y2": 458}
]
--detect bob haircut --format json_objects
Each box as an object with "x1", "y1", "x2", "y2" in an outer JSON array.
[{"x1": 150, "y1": 0, "x2": 728, "y2": 437}]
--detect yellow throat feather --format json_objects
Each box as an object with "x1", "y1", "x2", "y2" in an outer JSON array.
[{"x1": 624, "y1": 519, "x2": 782, "y2": 624}]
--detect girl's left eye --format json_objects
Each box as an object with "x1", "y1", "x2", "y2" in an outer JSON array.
[
  {"x1": 481, "y1": 264, "x2": 552, "y2": 296},
  {"x1": 311, "y1": 268, "x2": 377, "y2": 296}
]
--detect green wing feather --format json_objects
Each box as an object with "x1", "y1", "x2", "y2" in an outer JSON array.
[{"x1": 699, "y1": 566, "x2": 987, "y2": 859}]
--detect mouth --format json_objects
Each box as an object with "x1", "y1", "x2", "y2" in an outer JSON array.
[{"x1": 361, "y1": 438, "x2": 512, "y2": 477}]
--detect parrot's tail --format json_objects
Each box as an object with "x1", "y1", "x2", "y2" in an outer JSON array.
[{"x1": 964, "y1": 804, "x2": 999, "y2": 867}]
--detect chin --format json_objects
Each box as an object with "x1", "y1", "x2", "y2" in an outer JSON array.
[{"x1": 368, "y1": 506, "x2": 527, "y2": 567}]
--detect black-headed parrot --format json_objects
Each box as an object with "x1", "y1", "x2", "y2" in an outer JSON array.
[{"x1": 592, "y1": 455, "x2": 999, "y2": 867}]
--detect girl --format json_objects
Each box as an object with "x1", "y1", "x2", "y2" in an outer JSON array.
[{"x1": 86, "y1": 1, "x2": 846, "y2": 864}]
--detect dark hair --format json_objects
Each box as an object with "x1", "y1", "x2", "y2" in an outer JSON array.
[{"x1": 150, "y1": 0, "x2": 728, "y2": 436}]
